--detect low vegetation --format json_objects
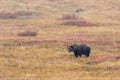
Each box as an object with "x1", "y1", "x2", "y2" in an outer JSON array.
[
  {"x1": 17, "y1": 31, "x2": 38, "y2": 37},
  {"x1": 58, "y1": 14, "x2": 96, "y2": 26},
  {"x1": 0, "y1": 19, "x2": 119, "y2": 80}
]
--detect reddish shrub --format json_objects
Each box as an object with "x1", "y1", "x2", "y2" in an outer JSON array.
[
  {"x1": 0, "y1": 12, "x2": 16, "y2": 19},
  {"x1": 58, "y1": 14, "x2": 96, "y2": 26},
  {"x1": 0, "y1": 11, "x2": 41, "y2": 19},
  {"x1": 61, "y1": 20, "x2": 95, "y2": 26},
  {"x1": 18, "y1": 31, "x2": 37, "y2": 37},
  {"x1": 60, "y1": 14, "x2": 77, "y2": 20}
]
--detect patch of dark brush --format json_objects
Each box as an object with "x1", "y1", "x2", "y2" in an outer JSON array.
[
  {"x1": 0, "y1": 11, "x2": 42, "y2": 19},
  {"x1": 0, "y1": 12, "x2": 16, "y2": 19},
  {"x1": 17, "y1": 31, "x2": 37, "y2": 37},
  {"x1": 58, "y1": 13, "x2": 96, "y2": 27},
  {"x1": 61, "y1": 20, "x2": 96, "y2": 26}
]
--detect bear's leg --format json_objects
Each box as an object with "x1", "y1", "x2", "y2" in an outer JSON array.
[
  {"x1": 85, "y1": 47, "x2": 91, "y2": 57},
  {"x1": 86, "y1": 53, "x2": 90, "y2": 57},
  {"x1": 79, "y1": 53, "x2": 81, "y2": 57},
  {"x1": 74, "y1": 52, "x2": 79, "y2": 58}
]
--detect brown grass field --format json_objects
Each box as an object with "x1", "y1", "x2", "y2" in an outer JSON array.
[{"x1": 0, "y1": 0, "x2": 120, "y2": 80}]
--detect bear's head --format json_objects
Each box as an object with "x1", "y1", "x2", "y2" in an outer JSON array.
[{"x1": 67, "y1": 44, "x2": 78, "y2": 52}]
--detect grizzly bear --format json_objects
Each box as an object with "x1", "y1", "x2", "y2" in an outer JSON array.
[{"x1": 67, "y1": 44, "x2": 91, "y2": 58}]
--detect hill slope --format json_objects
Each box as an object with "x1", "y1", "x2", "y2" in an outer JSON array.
[{"x1": 0, "y1": 0, "x2": 120, "y2": 22}]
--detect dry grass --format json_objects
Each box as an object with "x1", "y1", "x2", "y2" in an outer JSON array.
[
  {"x1": 0, "y1": 0, "x2": 120, "y2": 80},
  {"x1": 0, "y1": 19, "x2": 120, "y2": 80}
]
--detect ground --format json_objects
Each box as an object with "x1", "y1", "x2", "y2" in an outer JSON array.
[{"x1": 0, "y1": 0, "x2": 120, "y2": 80}]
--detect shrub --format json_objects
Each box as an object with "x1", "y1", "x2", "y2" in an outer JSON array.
[
  {"x1": 58, "y1": 13, "x2": 96, "y2": 26},
  {"x1": 0, "y1": 12, "x2": 16, "y2": 19},
  {"x1": 59, "y1": 14, "x2": 77, "y2": 20},
  {"x1": 61, "y1": 20, "x2": 95, "y2": 26},
  {"x1": 61, "y1": 14, "x2": 76, "y2": 20},
  {"x1": 18, "y1": 31, "x2": 37, "y2": 37},
  {"x1": 0, "y1": 11, "x2": 40, "y2": 19}
]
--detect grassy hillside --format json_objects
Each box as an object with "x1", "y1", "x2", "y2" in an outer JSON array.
[
  {"x1": 0, "y1": 0, "x2": 120, "y2": 22},
  {"x1": 0, "y1": 0, "x2": 120, "y2": 80}
]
